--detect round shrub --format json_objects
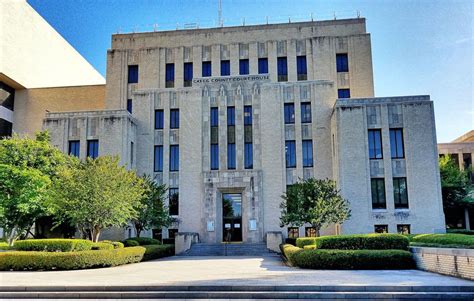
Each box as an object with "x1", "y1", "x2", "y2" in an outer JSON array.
[
  {"x1": 101, "y1": 240, "x2": 124, "y2": 249},
  {"x1": 0, "y1": 247, "x2": 146, "y2": 271},
  {"x1": 14, "y1": 239, "x2": 93, "y2": 252},
  {"x1": 125, "y1": 237, "x2": 161, "y2": 246},
  {"x1": 91, "y1": 242, "x2": 114, "y2": 250},
  {"x1": 142, "y1": 244, "x2": 174, "y2": 261},
  {"x1": 296, "y1": 237, "x2": 317, "y2": 248},
  {"x1": 123, "y1": 239, "x2": 139, "y2": 247},
  {"x1": 314, "y1": 234, "x2": 409, "y2": 250}
]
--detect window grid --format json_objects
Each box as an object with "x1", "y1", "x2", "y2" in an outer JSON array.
[
  {"x1": 170, "y1": 109, "x2": 179, "y2": 129},
  {"x1": 169, "y1": 188, "x2": 179, "y2": 216},
  {"x1": 336, "y1": 53, "x2": 349, "y2": 72},
  {"x1": 296, "y1": 55, "x2": 307, "y2": 81},
  {"x1": 227, "y1": 143, "x2": 236, "y2": 169},
  {"x1": 244, "y1": 143, "x2": 253, "y2": 169},
  {"x1": 154, "y1": 145, "x2": 163, "y2": 172},
  {"x1": 183, "y1": 62, "x2": 193, "y2": 87},
  {"x1": 258, "y1": 58, "x2": 268, "y2": 74},
  {"x1": 302, "y1": 140, "x2": 313, "y2": 167},
  {"x1": 221, "y1": 60, "x2": 230, "y2": 76},
  {"x1": 68, "y1": 141, "x2": 80, "y2": 157},
  {"x1": 155, "y1": 110, "x2": 164, "y2": 129},
  {"x1": 202, "y1": 61, "x2": 212, "y2": 77},
  {"x1": 371, "y1": 178, "x2": 386, "y2": 209},
  {"x1": 239, "y1": 59, "x2": 249, "y2": 75},
  {"x1": 368, "y1": 129, "x2": 383, "y2": 159},
  {"x1": 169, "y1": 145, "x2": 179, "y2": 171},
  {"x1": 285, "y1": 140, "x2": 296, "y2": 168},
  {"x1": 87, "y1": 140, "x2": 99, "y2": 159},
  {"x1": 390, "y1": 128, "x2": 405, "y2": 159},
  {"x1": 277, "y1": 57, "x2": 288, "y2": 82},
  {"x1": 210, "y1": 144, "x2": 219, "y2": 170},
  {"x1": 284, "y1": 103, "x2": 295, "y2": 124},
  {"x1": 393, "y1": 177, "x2": 409, "y2": 209},
  {"x1": 301, "y1": 102, "x2": 311, "y2": 123},
  {"x1": 165, "y1": 63, "x2": 175, "y2": 88}
]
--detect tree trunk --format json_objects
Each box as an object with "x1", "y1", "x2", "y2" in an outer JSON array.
[
  {"x1": 90, "y1": 225, "x2": 101, "y2": 242},
  {"x1": 6, "y1": 227, "x2": 18, "y2": 247}
]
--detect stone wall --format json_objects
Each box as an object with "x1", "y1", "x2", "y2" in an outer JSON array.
[{"x1": 412, "y1": 247, "x2": 474, "y2": 280}]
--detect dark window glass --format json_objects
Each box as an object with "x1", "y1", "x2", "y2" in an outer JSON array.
[
  {"x1": 239, "y1": 59, "x2": 249, "y2": 75},
  {"x1": 202, "y1": 61, "x2": 212, "y2": 77},
  {"x1": 284, "y1": 103, "x2": 295, "y2": 124},
  {"x1": 210, "y1": 144, "x2": 219, "y2": 170},
  {"x1": 302, "y1": 140, "x2": 313, "y2": 167},
  {"x1": 227, "y1": 107, "x2": 235, "y2": 126},
  {"x1": 336, "y1": 53, "x2": 349, "y2": 72},
  {"x1": 296, "y1": 55, "x2": 307, "y2": 80},
  {"x1": 371, "y1": 178, "x2": 386, "y2": 209},
  {"x1": 168, "y1": 228, "x2": 178, "y2": 238},
  {"x1": 245, "y1": 142, "x2": 253, "y2": 169},
  {"x1": 165, "y1": 63, "x2": 174, "y2": 88},
  {"x1": 288, "y1": 227, "x2": 299, "y2": 239},
  {"x1": 277, "y1": 57, "x2": 288, "y2": 82},
  {"x1": 210, "y1": 107, "x2": 219, "y2": 127},
  {"x1": 338, "y1": 89, "x2": 351, "y2": 98},
  {"x1": 258, "y1": 58, "x2": 268, "y2": 74},
  {"x1": 87, "y1": 140, "x2": 99, "y2": 159},
  {"x1": 155, "y1": 110, "x2": 164, "y2": 129},
  {"x1": 374, "y1": 225, "x2": 388, "y2": 233},
  {"x1": 130, "y1": 142, "x2": 134, "y2": 165},
  {"x1": 126, "y1": 99, "x2": 133, "y2": 114},
  {"x1": 301, "y1": 102, "x2": 311, "y2": 123},
  {"x1": 170, "y1": 145, "x2": 179, "y2": 171},
  {"x1": 221, "y1": 60, "x2": 230, "y2": 76},
  {"x1": 68, "y1": 141, "x2": 80, "y2": 157},
  {"x1": 227, "y1": 143, "x2": 236, "y2": 169},
  {"x1": 169, "y1": 188, "x2": 179, "y2": 216},
  {"x1": 128, "y1": 65, "x2": 138, "y2": 83},
  {"x1": 390, "y1": 129, "x2": 405, "y2": 159},
  {"x1": 305, "y1": 227, "x2": 317, "y2": 237},
  {"x1": 184, "y1": 62, "x2": 193, "y2": 87},
  {"x1": 244, "y1": 106, "x2": 252, "y2": 125},
  {"x1": 170, "y1": 109, "x2": 179, "y2": 129},
  {"x1": 393, "y1": 177, "x2": 409, "y2": 209},
  {"x1": 397, "y1": 224, "x2": 411, "y2": 235},
  {"x1": 285, "y1": 140, "x2": 296, "y2": 168},
  {"x1": 154, "y1": 145, "x2": 163, "y2": 172},
  {"x1": 368, "y1": 129, "x2": 383, "y2": 159}
]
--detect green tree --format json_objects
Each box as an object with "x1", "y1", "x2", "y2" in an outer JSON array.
[
  {"x1": 50, "y1": 156, "x2": 145, "y2": 242},
  {"x1": 0, "y1": 164, "x2": 51, "y2": 246},
  {"x1": 280, "y1": 178, "x2": 351, "y2": 235},
  {"x1": 132, "y1": 175, "x2": 172, "y2": 237},
  {"x1": 439, "y1": 155, "x2": 473, "y2": 208}
]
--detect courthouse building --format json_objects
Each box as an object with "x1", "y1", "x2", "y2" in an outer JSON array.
[{"x1": 7, "y1": 1, "x2": 446, "y2": 242}]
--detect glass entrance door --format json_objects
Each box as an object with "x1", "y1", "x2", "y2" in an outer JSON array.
[{"x1": 222, "y1": 193, "x2": 242, "y2": 242}]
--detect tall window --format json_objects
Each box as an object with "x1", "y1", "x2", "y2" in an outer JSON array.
[
  {"x1": 368, "y1": 129, "x2": 383, "y2": 159},
  {"x1": 130, "y1": 142, "x2": 134, "y2": 165},
  {"x1": 169, "y1": 188, "x2": 179, "y2": 216},
  {"x1": 244, "y1": 106, "x2": 253, "y2": 125},
  {"x1": 285, "y1": 140, "x2": 296, "y2": 168},
  {"x1": 258, "y1": 58, "x2": 268, "y2": 74},
  {"x1": 239, "y1": 59, "x2": 249, "y2": 75},
  {"x1": 184, "y1": 62, "x2": 193, "y2": 87},
  {"x1": 227, "y1": 107, "x2": 235, "y2": 126},
  {"x1": 87, "y1": 140, "x2": 99, "y2": 159},
  {"x1": 336, "y1": 53, "x2": 349, "y2": 72},
  {"x1": 210, "y1": 107, "x2": 219, "y2": 170},
  {"x1": 244, "y1": 143, "x2": 253, "y2": 169},
  {"x1": 170, "y1": 109, "x2": 179, "y2": 129},
  {"x1": 227, "y1": 143, "x2": 236, "y2": 169},
  {"x1": 296, "y1": 55, "x2": 307, "y2": 81},
  {"x1": 390, "y1": 129, "x2": 405, "y2": 159},
  {"x1": 128, "y1": 65, "x2": 138, "y2": 83},
  {"x1": 210, "y1": 144, "x2": 219, "y2": 170},
  {"x1": 202, "y1": 61, "x2": 212, "y2": 77},
  {"x1": 227, "y1": 106, "x2": 235, "y2": 169},
  {"x1": 244, "y1": 105, "x2": 253, "y2": 169},
  {"x1": 277, "y1": 57, "x2": 288, "y2": 82},
  {"x1": 210, "y1": 107, "x2": 219, "y2": 127},
  {"x1": 170, "y1": 145, "x2": 179, "y2": 171},
  {"x1": 155, "y1": 110, "x2": 164, "y2": 129},
  {"x1": 154, "y1": 145, "x2": 163, "y2": 172},
  {"x1": 393, "y1": 177, "x2": 409, "y2": 209},
  {"x1": 301, "y1": 102, "x2": 311, "y2": 123},
  {"x1": 302, "y1": 140, "x2": 313, "y2": 167},
  {"x1": 371, "y1": 178, "x2": 386, "y2": 209},
  {"x1": 221, "y1": 60, "x2": 230, "y2": 76},
  {"x1": 127, "y1": 99, "x2": 132, "y2": 113},
  {"x1": 338, "y1": 89, "x2": 351, "y2": 99},
  {"x1": 284, "y1": 103, "x2": 295, "y2": 124},
  {"x1": 165, "y1": 63, "x2": 174, "y2": 88},
  {"x1": 68, "y1": 140, "x2": 80, "y2": 157}
]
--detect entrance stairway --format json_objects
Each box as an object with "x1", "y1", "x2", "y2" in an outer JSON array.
[{"x1": 181, "y1": 242, "x2": 272, "y2": 256}]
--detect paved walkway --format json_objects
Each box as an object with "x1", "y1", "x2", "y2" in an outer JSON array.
[{"x1": 0, "y1": 255, "x2": 473, "y2": 287}]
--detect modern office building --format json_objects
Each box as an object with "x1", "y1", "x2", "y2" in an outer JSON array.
[{"x1": 39, "y1": 17, "x2": 446, "y2": 242}]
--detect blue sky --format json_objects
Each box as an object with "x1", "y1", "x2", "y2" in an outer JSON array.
[{"x1": 28, "y1": 0, "x2": 473, "y2": 143}]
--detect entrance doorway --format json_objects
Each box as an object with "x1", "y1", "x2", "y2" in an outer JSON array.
[{"x1": 222, "y1": 193, "x2": 242, "y2": 242}]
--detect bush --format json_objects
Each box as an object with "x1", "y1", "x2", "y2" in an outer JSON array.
[
  {"x1": 314, "y1": 234, "x2": 409, "y2": 250},
  {"x1": 0, "y1": 242, "x2": 9, "y2": 251},
  {"x1": 91, "y1": 242, "x2": 114, "y2": 250},
  {"x1": 101, "y1": 240, "x2": 124, "y2": 249},
  {"x1": 447, "y1": 229, "x2": 474, "y2": 236},
  {"x1": 14, "y1": 239, "x2": 93, "y2": 252},
  {"x1": 285, "y1": 238, "x2": 297, "y2": 246},
  {"x1": 0, "y1": 247, "x2": 145, "y2": 271},
  {"x1": 280, "y1": 243, "x2": 303, "y2": 262},
  {"x1": 123, "y1": 239, "x2": 140, "y2": 247},
  {"x1": 296, "y1": 237, "x2": 317, "y2": 248},
  {"x1": 142, "y1": 244, "x2": 174, "y2": 261},
  {"x1": 303, "y1": 245, "x2": 316, "y2": 250},
  {"x1": 123, "y1": 237, "x2": 161, "y2": 246},
  {"x1": 411, "y1": 234, "x2": 474, "y2": 248},
  {"x1": 291, "y1": 249, "x2": 415, "y2": 269}
]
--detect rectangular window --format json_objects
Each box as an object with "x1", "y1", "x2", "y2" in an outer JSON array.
[
  {"x1": 277, "y1": 57, "x2": 288, "y2": 82},
  {"x1": 169, "y1": 145, "x2": 179, "y2": 171},
  {"x1": 154, "y1": 146, "x2": 163, "y2": 172},
  {"x1": 87, "y1": 140, "x2": 99, "y2": 159},
  {"x1": 170, "y1": 109, "x2": 179, "y2": 129},
  {"x1": 221, "y1": 60, "x2": 230, "y2": 76},
  {"x1": 227, "y1": 143, "x2": 236, "y2": 169},
  {"x1": 165, "y1": 63, "x2": 175, "y2": 88},
  {"x1": 169, "y1": 188, "x2": 179, "y2": 216},
  {"x1": 244, "y1": 142, "x2": 253, "y2": 169},
  {"x1": 397, "y1": 224, "x2": 411, "y2": 235},
  {"x1": 296, "y1": 55, "x2": 307, "y2": 81},
  {"x1": 227, "y1": 107, "x2": 235, "y2": 126},
  {"x1": 244, "y1": 106, "x2": 252, "y2": 125},
  {"x1": 393, "y1": 177, "x2": 409, "y2": 209},
  {"x1": 338, "y1": 89, "x2": 351, "y2": 99},
  {"x1": 168, "y1": 228, "x2": 178, "y2": 239},
  {"x1": 374, "y1": 225, "x2": 388, "y2": 233},
  {"x1": 288, "y1": 227, "x2": 299, "y2": 239},
  {"x1": 258, "y1": 58, "x2": 268, "y2": 74},
  {"x1": 371, "y1": 178, "x2": 386, "y2": 209},
  {"x1": 390, "y1": 129, "x2": 405, "y2": 159},
  {"x1": 301, "y1": 102, "x2": 311, "y2": 123},
  {"x1": 68, "y1": 140, "x2": 80, "y2": 157},
  {"x1": 183, "y1": 62, "x2": 193, "y2": 87},
  {"x1": 130, "y1": 142, "x2": 134, "y2": 165},
  {"x1": 285, "y1": 140, "x2": 296, "y2": 168},
  {"x1": 210, "y1": 144, "x2": 219, "y2": 170},
  {"x1": 305, "y1": 227, "x2": 317, "y2": 237},
  {"x1": 210, "y1": 107, "x2": 219, "y2": 127},
  {"x1": 368, "y1": 129, "x2": 383, "y2": 159},
  {"x1": 155, "y1": 110, "x2": 164, "y2": 129},
  {"x1": 336, "y1": 53, "x2": 349, "y2": 72},
  {"x1": 202, "y1": 61, "x2": 212, "y2": 77},
  {"x1": 128, "y1": 65, "x2": 138, "y2": 83},
  {"x1": 302, "y1": 140, "x2": 313, "y2": 167},
  {"x1": 127, "y1": 99, "x2": 132, "y2": 113},
  {"x1": 284, "y1": 103, "x2": 295, "y2": 124},
  {"x1": 239, "y1": 59, "x2": 249, "y2": 75}
]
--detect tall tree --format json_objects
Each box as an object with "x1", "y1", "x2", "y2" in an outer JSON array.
[
  {"x1": 280, "y1": 178, "x2": 351, "y2": 235},
  {"x1": 50, "y1": 156, "x2": 145, "y2": 242},
  {"x1": 439, "y1": 155, "x2": 473, "y2": 208}
]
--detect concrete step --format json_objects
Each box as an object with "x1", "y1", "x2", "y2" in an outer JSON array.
[{"x1": 182, "y1": 243, "x2": 271, "y2": 256}]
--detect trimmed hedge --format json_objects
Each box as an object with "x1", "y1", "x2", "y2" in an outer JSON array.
[
  {"x1": 411, "y1": 234, "x2": 474, "y2": 248},
  {"x1": 101, "y1": 240, "x2": 125, "y2": 249},
  {"x1": 446, "y1": 229, "x2": 474, "y2": 236},
  {"x1": 14, "y1": 239, "x2": 93, "y2": 252},
  {"x1": 280, "y1": 244, "x2": 303, "y2": 262},
  {"x1": 123, "y1": 239, "x2": 140, "y2": 247},
  {"x1": 296, "y1": 237, "x2": 317, "y2": 248},
  {"x1": 0, "y1": 242, "x2": 9, "y2": 251},
  {"x1": 123, "y1": 237, "x2": 161, "y2": 246},
  {"x1": 0, "y1": 247, "x2": 145, "y2": 271},
  {"x1": 142, "y1": 244, "x2": 174, "y2": 261},
  {"x1": 314, "y1": 234, "x2": 409, "y2": 250},
  {"x1": 91, "y1": 242, "x2": 114, "y2": 250}
]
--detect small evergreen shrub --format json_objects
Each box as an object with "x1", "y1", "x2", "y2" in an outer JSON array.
[
  {"x1": 314, "y1": 234, "x2": 409, "y2": 250},
  {"x1": 142, "y1": 244, "x2": 174, "y2": 261},
  {"x1": 14, "y1": 239, "x2": 93, "y2": 252},
  {"x1": 295, "y1": 237, "x2": 317, "y2": 248},
  {"x1": 123, "y1": 237, "x2": 161, "y2": 246}
]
